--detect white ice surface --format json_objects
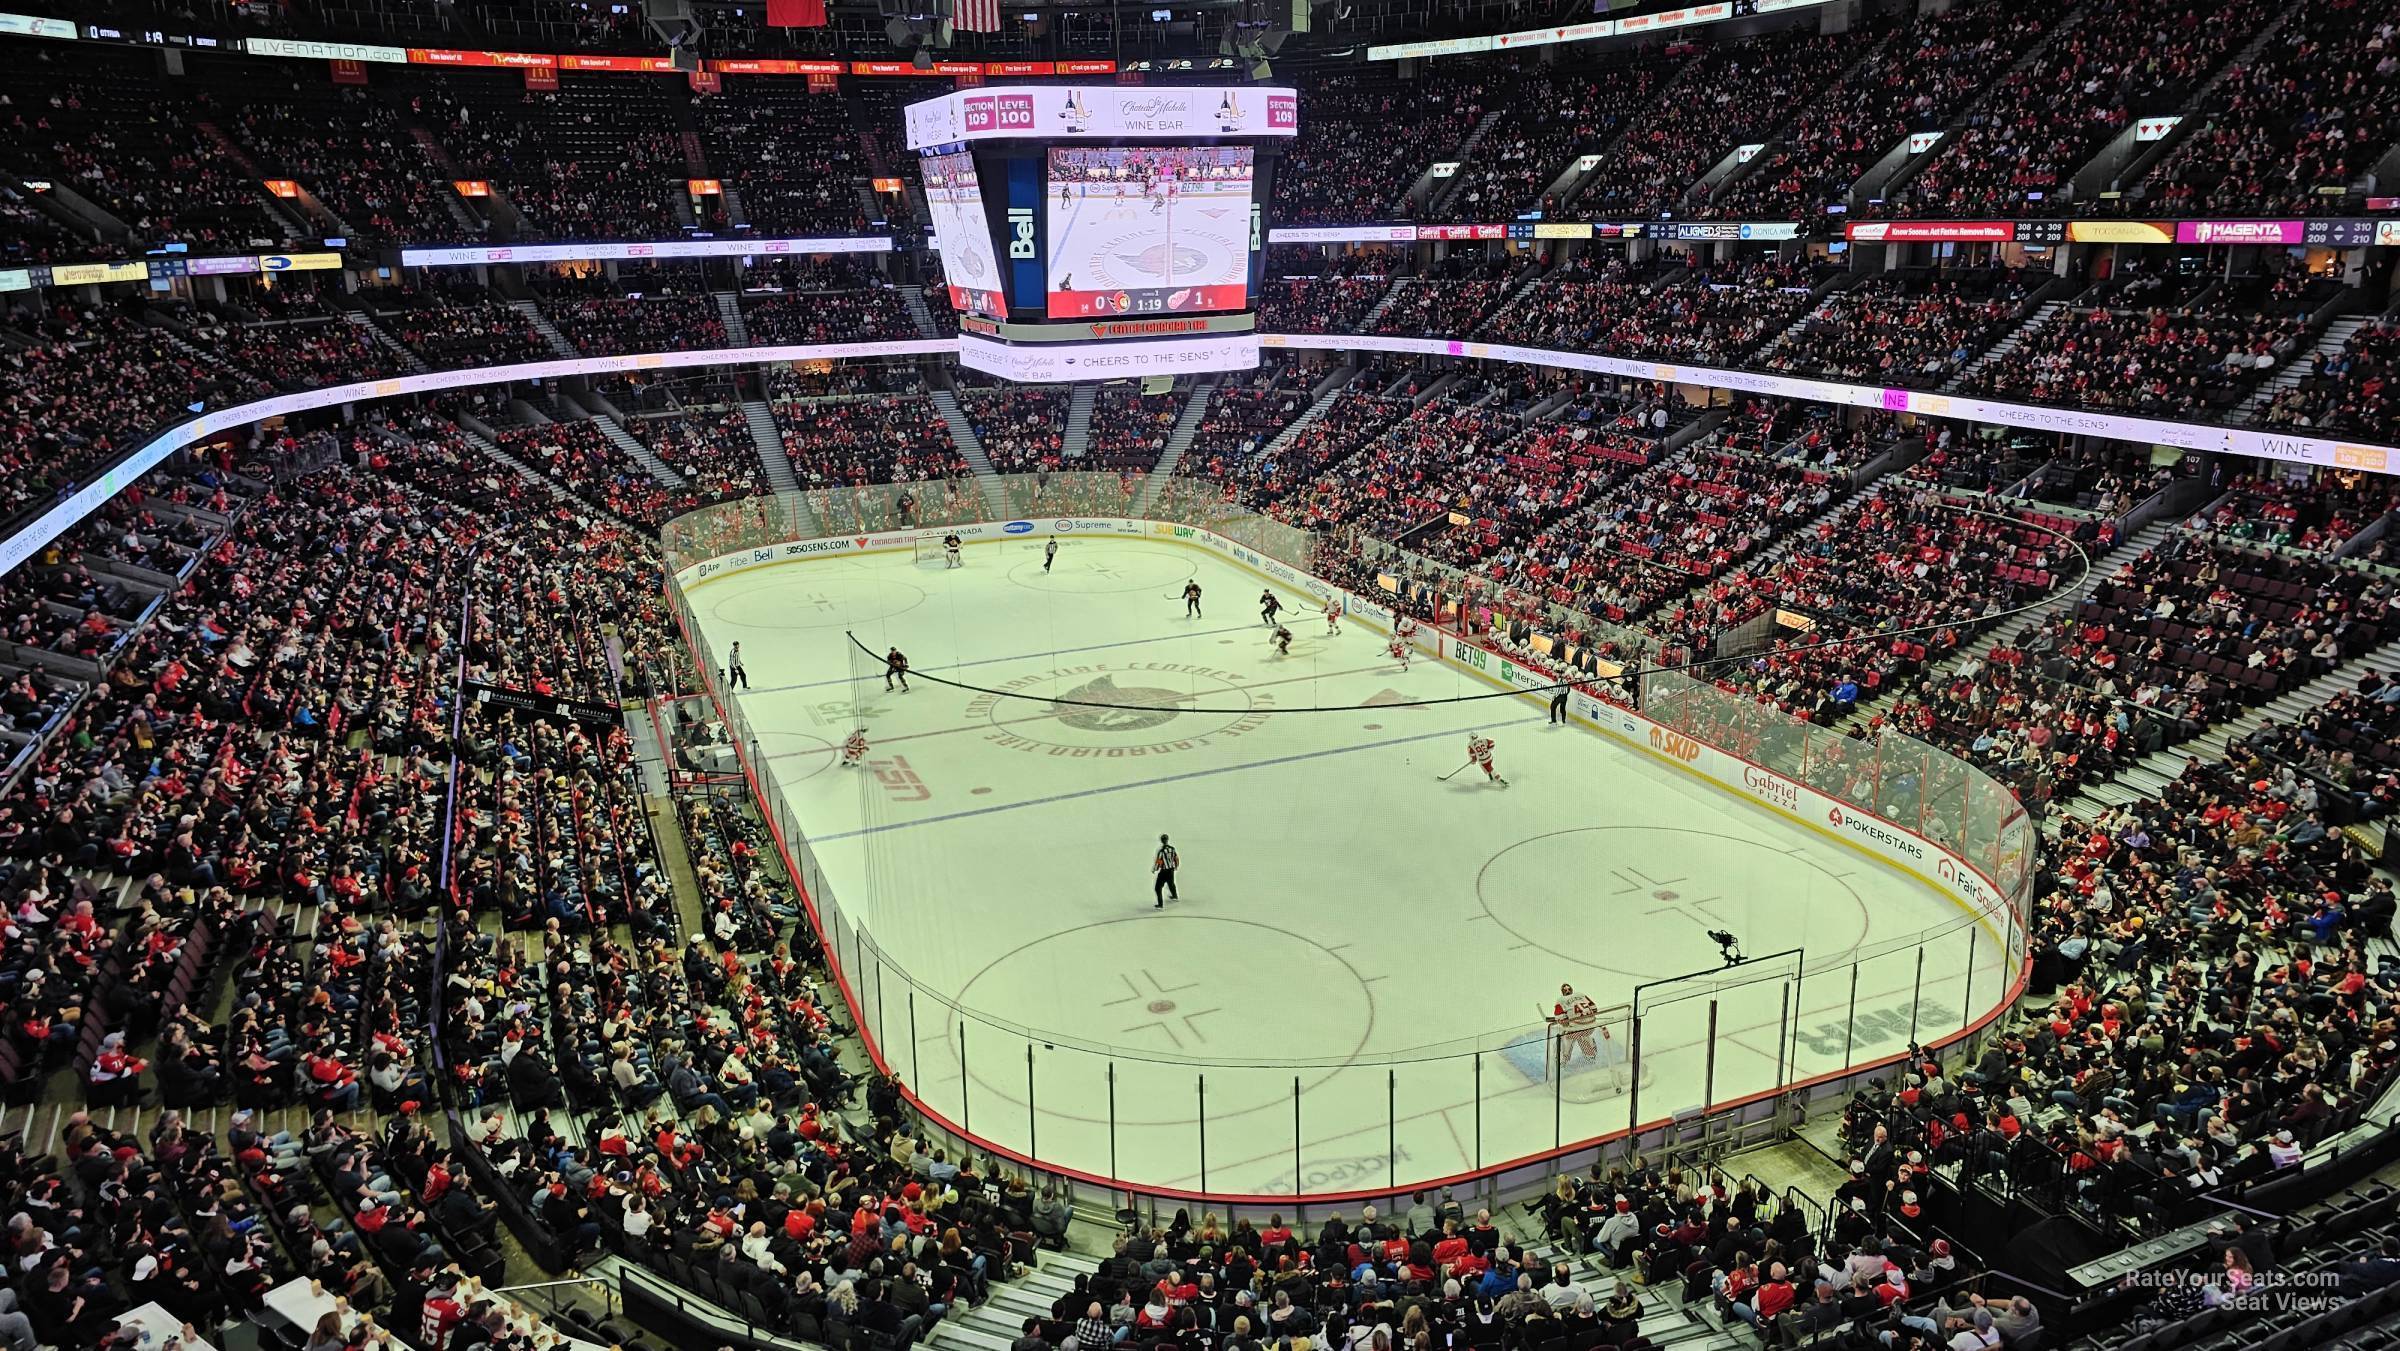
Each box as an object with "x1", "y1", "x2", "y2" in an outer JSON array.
[{"x1": 688, "y1": 537, "x2": 2007, "y2": 1195}]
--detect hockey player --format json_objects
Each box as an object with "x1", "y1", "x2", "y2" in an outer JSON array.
[
  {"x1": 1182, "y1": 580, "x2": 1204, "y2": 618},
  {"x1": 1322, "y1": 599, "x2": 1342, "y2": 636},
  {"x1": 839, "y1": 728, "x2": 870, "y2": 768},
  {"x1": 1270, "y1": 624, "x2": 1293, "y2": 657},
  {"x1": 1550, "y1": 982, "x2": 1600, "y2": 1065},
  {"x1": 1467, "y1": 733, "x2": 1508, "y2": 787},
  {"x1": 1259, "y1": 589, "x2": 1281, "y2": 627},
  {"x1": 942, "y1": 533, "x2": 962, "y2": 568},
  {"x1": 1388, "y1": 617, "x2": 1418, "y2": 670},
  {"x1": 884, "y1": 647, "x2": 910, "y2": 693}
]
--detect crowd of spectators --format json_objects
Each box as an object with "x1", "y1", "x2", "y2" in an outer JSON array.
[
  {"x1": 1705, "y1": 0, "x2": 2066, "y2": 223},
  {"x1": 0, "y1": 49, "x2": 288, "y2": 255},
  {"x1": 1270, "y1": 69, "x2": 1492, "y2": 224},
  {"x1": 1960, "y1": 287, "x2": 2315, "y2": 419},
  {"x1": 1569, "y1": 30, "x2": 1870, "y2": 217},
  {"x1": 743, "y1": 287, "x2": 919, "y2": 347},
  {"x1": 205, "y1": 316, "x2": 403, "y2": 391},
  {"x1": 694, "y1": 81, "x2": 873, "y2": 235},
  {"x1": 1892, "y1": 0, "x2": 2280, "y2": 217},
  {"x1": 2028, "y1": 533, "x2": 2389, "y2": 750},
  {"x1": 629, "y1": 409, "x2": 768, "y2": 500},
  {"x1": 495, "y1": 420, "x2": 706, "y2": 528},
  {"x1": 2259, "y1": 317, "x2": 2399, "y2": 436},
  {"x1": 961, "y1": 384, "x2": 1070, "y2": 473},
  {"x1": 224, "y1": 78, "x2": 457, "y2": 245},
  {"x1": 1258, "y1": 275, "x2": 1392, "y2": 335},
  {"x1": 547, "y1": 297, "x2": 726, "y2": 358},
  {"x1": 0, "y1": 301, "x2": 270, "y2": 522},
  {"x1": 2132, "y1": 3, "x2": 2400, "y2": 218},
  {"x1": 2187, "y1": 466, "x2": 2397, "y2": 558},
  {"x1": 1486, "y1": 256, "x2": 1823, "y2": 367},
  {"x1": 1427, "y1": 60, "x2": 1672, "y2": 223},
  {"x1": 1762, "y1": 273, "x2": 2027, "y2": 387},
  {"x1": 1180, "y1": 360, "x2": 1334, "y2": 476},
  {"x1": 1083, "y1": 385, "x2": 1184, "y2": 471},
  {"x1": 370, "y1": 286, "x2": 555, "y2": 368},
  {"x1": 771, "y1": 394, "x2": 965, "y2": 490},
  {"x1": 2242, "y1": 668, "x2": 2400, "y2": 822}
]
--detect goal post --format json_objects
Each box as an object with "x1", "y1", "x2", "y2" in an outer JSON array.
[{"x1": 912, "y1": 531, "x2": 952, "y2": 565}]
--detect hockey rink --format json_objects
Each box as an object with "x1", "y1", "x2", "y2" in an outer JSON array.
[{"x1": 684, "y1": 536, "x2": 2012, "y2": 1195}]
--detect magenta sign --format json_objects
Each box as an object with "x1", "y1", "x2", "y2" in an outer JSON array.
[{"x1": 2175, "y1": 219, "x2": 2304, "y2": 245}]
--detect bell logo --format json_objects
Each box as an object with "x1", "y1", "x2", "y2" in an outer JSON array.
[{"x1": 1007, "y1": 206, "x2": 1037, "y2": 260}]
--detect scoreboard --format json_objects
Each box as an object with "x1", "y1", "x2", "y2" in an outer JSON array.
[{"x1": 906, "y1": 84, "x2": 1297, "y2": 382}]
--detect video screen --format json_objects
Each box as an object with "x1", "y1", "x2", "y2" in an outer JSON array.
[
  {"x1": 920, "y1": 150, "x2": 1006, "y2": 320},
  {"x1": 1045, "y1": 146, "x2": 1254, "y2": 319}
]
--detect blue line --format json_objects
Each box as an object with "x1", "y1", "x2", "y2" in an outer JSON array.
[
  {"x1": 811, "y1": 711, "x2": 1541, "y2": 843},
  {"x1": 737, "y1": 622, "x2": 1261, "y2": 695}
]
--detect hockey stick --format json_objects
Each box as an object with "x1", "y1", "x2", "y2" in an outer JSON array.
[{"x1": 1436, "y1": 761, "x2": 1474, "y2": 781}]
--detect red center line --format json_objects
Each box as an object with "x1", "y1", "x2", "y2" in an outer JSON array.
[{"x1": 777, "y1": 658, "x2": 1448, "y2": 755}]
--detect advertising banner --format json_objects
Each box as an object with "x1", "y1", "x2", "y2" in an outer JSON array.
[
  {"x1": 2066, "y1": 220, "x2": 2175, "y2": 244},
  {"x1": 399, "y1": 237, "x2": 894, "y2": 267},
  {"x1": 904, "y1": 85, "x2": 1298, "y2": 150},
  {"x1": 2135, "y1": 116, "x2": 2182, "y2": 141},
  {"x1": 957, "y1": 331, "x2": 1259, "y2": 382},
  {"x1": 2176, "y1": 219, "x2": 2304, "y2": 245},
  {"x1": 1846, "y1": 220, "x2": 2013, "y2": 242},
  {"x1": 247, "y1": 37, "x2": 408, "y2": 62}
]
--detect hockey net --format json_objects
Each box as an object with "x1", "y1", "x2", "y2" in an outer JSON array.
[
  {"x1": 911, "y1": 531, "x2": 951, "y2": 565},
  {"x1": 1499, "y1": 1000, "x2": 1634, "y2": 1104}
]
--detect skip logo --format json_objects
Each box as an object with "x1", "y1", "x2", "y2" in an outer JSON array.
[
  {"x1": 1649, "y1": 728, "x2": 1704, "y2": 763},
  {"x1": 1007, "y1": 207, "x2": 1037, "y2": 259}
]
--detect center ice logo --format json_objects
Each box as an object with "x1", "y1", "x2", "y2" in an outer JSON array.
[
  {"x1": 1052, "y1": 673, "x2": 1188, "y2": 734},
  {"x1": 966, "y1": 661, "x2": 1268, "y2": 755}
]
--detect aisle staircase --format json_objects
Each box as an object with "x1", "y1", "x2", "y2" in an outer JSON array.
[
  {"x1": 740, "y1": 399, "x2": 803, "y2": 496},
  {"x1": 1946, "y1": 300, "x2": 2069, "y2": 391},
  {"x1": 928, "y1": 388, "x2": 1010, "y2": 515},
  {"x1": 1061, "y1": 383, "x2": 1098, "y2": 461},
  {"x1": 2235, "y1": 314, "x2": 2374, "y2": 420},
  {"x1": 1256, "y1": 368, "x2": 1363, "y2": 461},
  {"x1": 1130, "y1": 376, "x2": 1221, "y2": 513},
  {"x1": 2062, "y1": 630, "x2": 2400, "y2": 818},
  {"x1": 900, "y1": 284, "x2": 945, "y2": 339},
  {"x1": 1417, "y1": 108, "x2": 1507, "y2": 217},
  {"x1": 343, "y1": 311, "x2": 429, "y2": 374},
  {"x1": 713, "y1": 291, "x2": 749, "y2": 346},
  {"x1": 1357, "y1": 277, "x2": 1410, "y2": 330},
  {"x1": 590, "y1": 414, "x2": 688, "y2": 488},
  {"x1": 509, "y1": 299, "x2": 581, "y2": 359},
  {"x1": 923, "y1": 1247, "x2": 1105, "y2": 1351}
]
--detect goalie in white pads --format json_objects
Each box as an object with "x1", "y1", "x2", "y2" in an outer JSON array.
[
  {"x1": 839, "y1": 728, "x2": 870, "y2": 768},
  {"x1": 1550, "y1": 982, "x2": 1601, "y2": 1064},
  {"x1": 1388, "y1": 617, "x2": 1418, "y2": 670},
  {"x1": 1467, "y1": 733, "x2": 1507, "y2": 787},
  {"x1": 943, "y1": 533, "x2": 962, "y2": 568}
]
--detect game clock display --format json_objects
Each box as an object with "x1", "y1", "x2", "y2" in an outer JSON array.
[{"x1": 1044, "y1": 146, "x2": 1254, "y2": 319}]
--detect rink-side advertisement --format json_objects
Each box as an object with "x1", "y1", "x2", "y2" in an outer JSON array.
[
  {"x1": 673, "y1": 519, "x2": 2026, "y2": 974},
  {"x1": 1045, "y1": 146, "x2": 1254, "y2": 319}
]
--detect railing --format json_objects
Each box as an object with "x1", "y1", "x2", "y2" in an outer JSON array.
[{"x1": 659, "y1": 473, "x2": 2032, "y2": 1206}]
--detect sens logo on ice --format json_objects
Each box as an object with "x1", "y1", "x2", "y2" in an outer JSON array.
[
  {"x1": 1648, "y1": 728, "x2": 1704, "y2": 763},
  {"x1": 870, "y1": 755, "x2": 929, "y2": 802}
]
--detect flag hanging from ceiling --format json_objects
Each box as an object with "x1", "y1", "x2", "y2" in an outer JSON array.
[
  {"x1": 956, "y1": 0, "x2": 1002, "y2": 33},
  {"x1": 765, "y1": 0, "x2": 828, "y2": 26}
]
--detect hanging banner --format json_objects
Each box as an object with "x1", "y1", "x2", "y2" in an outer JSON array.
[
  {"x1": 330, "y1": 58, "x2": 367, "y2": 85},
  {"x1": 807, "y1": 72, "x2": 839, "y2": 93},
  {"x1": 524, "y1": 64, "x2": 559, "y2": 90},
  {"x1": 688, "y1": 70, "x2": 721, "y2": 94}
]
